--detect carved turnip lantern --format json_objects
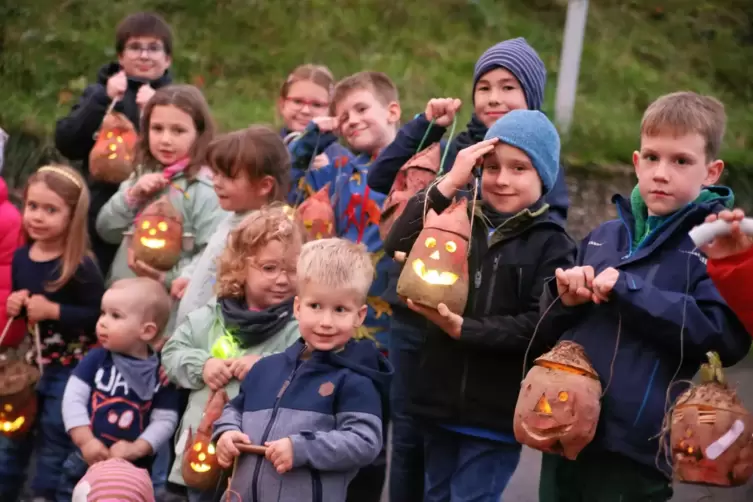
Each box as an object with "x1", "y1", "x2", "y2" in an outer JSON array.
[
  {"x1": 396, "y1": 198, "x2": 470, "y2": 314},
  {"x1": 126, "y1": 196, "x2": 194, "y2": 271},
  {"x1": 89, "y1": 111, "x2": 138, "y2": 184},
  {"x1": 513, "y1": 341, "x2": 602, "y2": 460},
  {"x1": 670, "y1": 352, "x2": 753, "y2": 487},
  {"x1": 379, "y1": 144, "x2": 441, "y2": 241},
  {"x1": 182, "y1": 389, "x2": 229, "y2": 490},
  {"x1": 0, "y1": 359, "x2": 40, "y2": 439},
  {"x1": 296, "y1": 184, "x2": 335, "y2": 241}
]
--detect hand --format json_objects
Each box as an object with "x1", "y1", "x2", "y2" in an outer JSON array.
[
  {"x1": 203, "y1": 357, "x2": 233, "y2": 391},
  {"x1": 81, "y1": 438, "x2": 111, "y2": 465},
  {"x1": 555, "y1": 266, "x2": 596, "y2": 307},
  {"x1": 127, "y1": 249, "x2": 167, "y2": 283},
  {"x1": 312, "y1": 153, "x2": 330, "y2": 170},
  {"x1": 699, "y1": 209, "x2": 753, "y2": 260},
  {"x1": 109, "y1": 440, "x2": 142, "y2": 461},
  {"x1": 106, "y1": 70, "x2": 127, "y2": 100},
  {"x1": 425, "y1": 98, "x2": 462, "y2": 127},
  {"x1": 6, "y1": 289, "x2": 29, "y2": 317},
  {"x1": 171, "y1": 277, "x2": 190, "y2": 299},
  {"x1": 216, "y1": 431, "x2": 251, "y2": 468},
  {"x1": 265, "y1": 437, "x2": 294, "y2": 474},
  {"x1": 311, "y1": 116, "x2": 339, "y2": 133},
  {"x1": 130, "y1": 173, "x2": 169, "y2": 201},
  {"x1": 437, "y1": 138, "x2": 499, "y2": 196},
  {"x1": 136, "y1": 84, "x2": 155, "y2": 109},
  {"x1": 158, "y1": 365, "x2": 170, "y2": 386},
  {"x1": 405, "y1": 299, "x2": 463, "y2": 339},
  {"x1": 26, "y1": 295, "x2": 60, "y2": 323},
  {"x1": 591, "y1": 267, "x2": 619, "y2": 304},
  {"x1": 229, "y1": 354, "x2": 262, "y2": 381}
]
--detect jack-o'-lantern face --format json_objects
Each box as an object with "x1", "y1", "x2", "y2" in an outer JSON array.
[
  {"x1": 130, "y1": 196, "x2": 188, "y2": 271},
  {"x1": 296, "y1": 184, "x2": 335, "y2": 241},
  {"x1": 412, "y1": 236, "x2": 461, "y2": 285},
  {"x1": 189, "y1": 441, "x2": 217, "y2": 473},
  {"x1": 182, "y1": 390, "x2": 229, "y2": 490},
  {"x1": 138, "y1": 218, "x2": 170, "y2": 250},
  {"x1": 89, "y1": 112, "x2": 138, "y2": 184},
  {"x1": 0, "y1": 360, "x2": 40, "y2": 439},
  {"x1": 0, "y1": 403, "x2": 26, "y2": 434}
]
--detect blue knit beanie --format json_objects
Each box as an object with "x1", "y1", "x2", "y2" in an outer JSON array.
[
  {"x1": 473, "y1": 38, "x2": 547, "y2": 111},
  {"x1": 484, "y1": 110, "x2": 560, "y2": 194}
]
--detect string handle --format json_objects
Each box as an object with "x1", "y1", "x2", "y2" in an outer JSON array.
[
  {"x1": 0, "y1": 317, "x2": 14, "y2": 347},
  {"x1": 438, "y1": 115, "x2": 457, "y2": 175},
  {"x1": 0, "y1": 317, "x2": 44, "y2": 376},
  {"x1": 92, "y1": 97, "x2": 121, "y2": 141}
]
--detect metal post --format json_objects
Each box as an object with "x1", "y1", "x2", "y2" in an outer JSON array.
[{"x1": 554, "y1": 0, "x2": 589, "y2": 133}]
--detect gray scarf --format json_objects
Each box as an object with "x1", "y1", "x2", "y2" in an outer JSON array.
[{"x1": 112, "y1": 352, "x2": 160, "y2": 401}]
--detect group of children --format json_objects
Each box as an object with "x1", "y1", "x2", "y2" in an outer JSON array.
[{"x1": 1, "y1": 8, "x2": 752, "y2": 502}]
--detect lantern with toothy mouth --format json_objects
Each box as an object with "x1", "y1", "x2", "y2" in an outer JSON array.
[
  {"x1": 89, "y1": 111, "x2": 138, "y2": 184},
  {"x1": 396, "y1": 197, "x2": 470, "y2": 315},
  {"x1": 295, "y1": 184, "x2": 335, "y2": 241},
  {"x1": 182, "y1": 389, "x2": 229, "y2": 490},
  {"x1": 0, "y1": 359, "x2": 40, "y2": 439},
  {"x1": 124, "y1": 196, "x2": 194, "y2": 271}
]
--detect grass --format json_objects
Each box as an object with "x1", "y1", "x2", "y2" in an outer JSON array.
[{"x1": 2, "y1": 0, "x2": 753, "y2": 181}]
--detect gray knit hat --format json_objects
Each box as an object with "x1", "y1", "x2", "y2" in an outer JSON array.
[{"x1": 473, "y1": 38, "x2": 547, "y2": 111}]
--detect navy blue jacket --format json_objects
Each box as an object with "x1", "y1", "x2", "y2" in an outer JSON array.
[{"x1": 539, "y1": 187, "x2": 751, "y2": 476}]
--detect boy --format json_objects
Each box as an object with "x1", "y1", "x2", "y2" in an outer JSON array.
[
  {"x1": 174, "y1": 126, "x2": 291, "y2": 325},
  {"x1": 384, "y1": 110, "x2": 576, "y2": 502},
  {"x1": 539, "y1": 92, "x2": 751, "y2": 501},
  {"x1": 55, "y1": 12, "x2": 174, "y2": 277},
  {"x1": 213, "y1": 238, "x2": 393, "y2": 502},
  {"x1": 58, "y1": 277, "x2": 181, "y2": 499}
]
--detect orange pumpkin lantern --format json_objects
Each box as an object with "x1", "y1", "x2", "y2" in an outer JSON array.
[
  {"x1": 513, "y1": 341, "x2": 601, "y2": 460},
  {"x1": 379, "y1": 144, "x2": 441, "y2": 241},
  {"x1": 296, "y1": 184, "x2": 335, "y2": 241},
  {"x1": 670, "y1": 352, "x2": 753, "y2": 487},
  {"x1": 0, "y1": 359, "x2": 40, "y2": 439},
  {"x1": 396, "y1": 198, "x2": 471, "y2": 314},
  {"x1": 89, "y1": 111, "x2": 138, "y2": 184},
  {"x1": 127, "y1": 196, "x2": 192, "y2": 271},
  {"x1": 182, "y1": 389, "x2": 229, "y2": 490}
]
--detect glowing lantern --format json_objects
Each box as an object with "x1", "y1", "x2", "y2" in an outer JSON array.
[
  {"x1": 125, "y1": 196, "x2": 194, "y2": 271},
  {"x1": 670, "y1": 352, "x2": 753, "y2": 486},
  {"x1": 182, "y1": 389, "x2": 229, "y2": 490},
  {"x1": 513, "y1": 341, "x2": 601, "y2": 460},
  {"x1": 0, "y1": 359, "x2": 40, "y2": 439},
  {"x1": 89, "y1": 111, "x2": 138, "y2": 184},
  {"x1": 379, "y1": 143, "x2": 441, "y2": 241},
  {"x1": 396, "y1": 197, "x2": 470, "y2": 314},
  {"x1": 295, "y1": 184, "x2": 335, "y2": 241}
]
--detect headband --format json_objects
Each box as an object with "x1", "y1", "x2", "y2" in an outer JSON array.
[{"x1": 37, "y1": 166, "x2": 82, "y2": 189}]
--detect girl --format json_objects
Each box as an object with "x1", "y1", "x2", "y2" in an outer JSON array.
[
  {"x1": 0, "y1": 165, "x2": 104, "y2": 502},
  {"x1": 162, "y1": 206, "x2": 305, "y2": 502},
  {"x1": 278, "y1": 64, "x2": 352, "y2": 204}
]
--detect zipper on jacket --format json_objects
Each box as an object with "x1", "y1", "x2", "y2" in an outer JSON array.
[
  {"x1": 483, "y1": 255, "x2": 501, "y2": 315},
  {"x1": 311, "y1": 469, "x2": 323, "y2": 502}
]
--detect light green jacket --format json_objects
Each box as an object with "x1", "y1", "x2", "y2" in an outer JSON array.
[{"x1": 161, "y1": 297, "x2": 300, "y2": 487}]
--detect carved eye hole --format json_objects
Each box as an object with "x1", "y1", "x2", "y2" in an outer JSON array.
[
  {"x1": 207, "y1": 444, "x2": 216, "y2": 455},
  {"x1": 425, "y1": 237, "x2": 437, "y2": 248},
  {"x1": 445, "y1": 241, "x2": 457, "y2": 253},
  {"x1": 558, "y1": 391, "x2": 569, "y2": 402},
  {"x1": 193, "y1": 442, "x2": 203, "y2": 452},
  {"x1": 141, "y1": 221, "x2": 151, "y2": 230},
  {"x1": 157, "y1": 221, "x2": 168, "y2": 232},
  {"x1": 3, "y1": 404, "x2": 12, "y2": 412}
]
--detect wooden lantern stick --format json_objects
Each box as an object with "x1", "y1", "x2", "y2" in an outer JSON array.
[{"x1": 235, "y1": 442, "x2": 267, "y2": 456}]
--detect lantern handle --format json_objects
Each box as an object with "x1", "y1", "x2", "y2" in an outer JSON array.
[
  {"x1": 92, "y1": 97, "x2": 121, "y2": 140},
  {"x1": 0, "y1": 317, "x2": 14, "y2": 347}
]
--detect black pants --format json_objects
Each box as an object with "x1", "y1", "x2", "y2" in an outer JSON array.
[{"x1": 347, "y1": 462, "x2": 387, "y2": 502}]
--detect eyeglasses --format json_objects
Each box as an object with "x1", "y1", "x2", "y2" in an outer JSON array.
[
  {"x1": 249, "y1": 260, "x2": 297, "y2": 280},
  {"x1": 284, "y1": 97, "x2": 329, "y2": 112},
  {"x1": 124, "y1": 42, "x2": 165, "y2": 58}
]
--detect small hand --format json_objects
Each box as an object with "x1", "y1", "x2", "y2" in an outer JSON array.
[
  {"x1": 136, "y1": 84, "x2": 156, "y2": 109},
  {"x1": 158, "y1": 365, "x2": 170, "y2": 386},
  {"x1": 229, "y1": 354, "x2": 262, "y2": 381},
  {"x1": 591, "y1": 267, "x2": 619, "y2": 304},
  {"x1": 438, "y1": 138, "x2": 499, "y2": 195},
  {"x1": 699, "y1": 209, "x2": 753, "y2": 259},
  {"x1": 170, "y1": 277, "x2": 190, "y2": 299},
  {"x1": 425, "y1": 97, "x2": 462, "y2": 127},
  {"x1": 311, "y1": 116, "x2": 339, "y2": 133},
  {"x1": 555, "y1": 266, "x2": 595, "y2": 307},
  {"x1": 311, "y1": 153, "x2": 330, "y2": 170},
  {"x1": 131, "y1": 173, "x2": 169, "y2": 201},
  {"x1": 109, "y1": 440, "x2": 140, "y2": 461},
  {"x1": 6, "y1": 289, "x2": 29, "y2": 317},
  {"x1": 127, "y1": 249, "x2": 167, "y2": 283},
  {"x1": 405, "y1": 299, "x2": 463, "y2": 339},
  {"x1": 26, "y1": 295, "x2": 59, "y2": 323},
  {"x1": 81, "y1": 438, "x2": 111, "y2": 465},
  {"x1": 265, "y1": 437, "x2": 294, "y2": 474},
  {"x1": 203, "y1": 357, "x2": 233, "y2": 391},
  {"x1": 216, "y1": 431, "x2": 250, "y2": 468},
  {"x1": 106, "y1": 70, "x2": 127, "y2": 100}
]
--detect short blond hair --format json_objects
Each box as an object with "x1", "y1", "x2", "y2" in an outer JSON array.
[
  {"x1": 297, "y1": 238, "x2": 374, "y2": 302},
  {"x1": 216, "y1": 205, "x2": 306, "y2": 298},
  {"x1": 331, "y1": 71, "x2": 399, "y2": 115},
  {"x1": 109, "y1": 277, "x2": 172, "y2": 332},
  {"x1": 641, "y1": 91, "x2": 726, "y2": 160}
]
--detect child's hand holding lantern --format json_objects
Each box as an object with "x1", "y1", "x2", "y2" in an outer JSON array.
[
  {"x1": 265, "y1": 437, "x2": 294, "y2": 474},
  {"x1": 425, "y1": 97, "x2": 462, "y2": 127},
  {"x1": 216, "y1": 431, "x2": 251, "y2": 468},
  {"x1": 26, "y1": 294, "x2": 60, "y2": 323},
  {"x1": 127, "y1": 248, "x2": 166, "y2": 283},
  {"x1": 438, "y1": 138, "x2": 498, "y2": 198},
  {"x1": 6, "y1": 289, "x2": 29, "y2": 317},
  {"x1": 406, "y1": 300, "x2": 463, "y2": 339}
]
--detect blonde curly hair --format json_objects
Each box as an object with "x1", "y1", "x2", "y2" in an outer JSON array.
[{"x1": 215, "y1": 204, "x2": 306, "y2": 298}]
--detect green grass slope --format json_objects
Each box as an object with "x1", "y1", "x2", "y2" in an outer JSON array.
[{"x1": 2, "y1": 0, "x2": 753, "y2": 172}]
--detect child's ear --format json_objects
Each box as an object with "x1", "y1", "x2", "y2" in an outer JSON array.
[
  {"x1": 255, "y1": 175, "x2": 276, "y2": 199},
  {"x1": 387, "y1": 101, "x2": 402, "y2": 125},
  {"x1": 704, "y1": 159, "x2": 724, "y2": 185},
  {"x1": 139, "y1": 321, "x2": 159, "y2": 343},
  {"x1": 354, "y1": 304, "x2": 368, "y2": 327},
  {"x1": 293, "y1": 296, "x2": 301, "y2": 321}
]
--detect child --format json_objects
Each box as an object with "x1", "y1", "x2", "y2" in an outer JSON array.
[
  {"x1": 162, "y1": 206, "x2": 304, "y2": 501},
  {"x1": 55, "y1": 12, "x2": 175, "y2": 277},
  {"x1": 0, "y1": 165, "x2": 104, "y2": 501},
  {"x1": 213, "y1": 238, "x2": 393, "y2": 501},
  {"x1": 95, "y1": 84, "x2": 226, "y2": 294},
  {"x1": 72, "y1": 458, "x2": 155, "y2": 502},
  {"x1": 174, "y1": 126, "x2": 292, "y2": 326},
  {"x1": 384, "y1": 110, "x2": 576, "y2": 502},
  {"x1": 278, "y1": 64, "x2": 352, "y2": 204},
  {"x1": 538, "y1": 92, "x2": 751, "y2": 502},
  {"x1": 0, "y1": 177, "x2": 25, "y2": 349},
  {"x1": 57, "y1": 277, "x2": 181, "y2": 499}
]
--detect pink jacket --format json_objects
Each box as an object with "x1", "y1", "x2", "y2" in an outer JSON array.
[{"x1": 0, "y1": 179, "x2": 26, "y2": 347}]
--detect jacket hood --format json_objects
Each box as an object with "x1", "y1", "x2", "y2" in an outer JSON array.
[{"x1": 96, "y1": 62, "x2": 173, "y2": 90}]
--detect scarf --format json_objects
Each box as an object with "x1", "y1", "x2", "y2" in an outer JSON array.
[
  {"x1": 111, "y1": 352, "x2": 160, "y2": 401},
  {"x1": 219, "y1": 297, "x2": 294, "y2": 349}
]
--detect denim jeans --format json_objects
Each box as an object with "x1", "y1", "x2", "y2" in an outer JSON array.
[
  {"x1": 151, "y1": 443, "x2": 170, "y2": 491},
  {"x1": 55, "y1": 451, "x2": 90, "y2": 501},
  {"x1": 0, "y1": 366, "x2": 74, "y2": 501},
  {"x1": 423, "y1": 426, "x2": 521, "y2": 502},
  {"x1": 387, "y1": 315, "x2": 425, "y2": 502}
]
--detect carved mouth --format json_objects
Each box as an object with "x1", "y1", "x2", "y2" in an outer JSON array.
[
  {"x1": 521, "y1": 421, "x2": 573, "y2": 441},
  {"x1": 412, "y1": 259, "x2": 459, "y2": 285},
  {"x1": 0, "y1": 416, "x2": 25, "y2": 432},
  {"x1": 140, "y1": 237, "x2": 166, "y2": 249},
  {"x1": 190, "y1": 462, "x2": 212, "y2": 473}
]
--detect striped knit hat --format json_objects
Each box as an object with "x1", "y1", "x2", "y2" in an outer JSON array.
[
  {"x1": 473, "y1": 37, "x2": 547, "y2": 111},
  {"x1": 72, "y1": 458, "x2": 154, "y2": 502}
]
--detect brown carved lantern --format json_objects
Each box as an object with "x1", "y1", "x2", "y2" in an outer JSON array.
[
  {"x1": 396, "y1": 198, "x2": 471, "y2": 314},
  {"x1": 125, "y1": 196, "x2": 194, "y2": 271},
  {"x1": 182, "y1": 389, "x2": 230, "y2": 490},
  {"x1": 513, "y1": 341, "x2": 602, "y2": 460},
  {"x1": 89, "y1": 111, "x2": 138, "y2": 184},
  {"x1": 670, "y1": 352, "x2": 753, "y2": 487},
  {"x1": 379, "y1": 144, "x2": 441, "y2": 241},
  {"x1": 0, "y1": 359, "x2": 40, "y2": 439},
  {"x1": 296, "y1": 184, "x2": 335, "y2": 241}
]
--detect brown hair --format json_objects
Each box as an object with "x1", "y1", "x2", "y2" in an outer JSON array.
[
  {"x1": 216, "y1": 205, "x2": 306, "y2": 299},
  {"x1": 206, "y1": 126, "x2": 291, "y2": 202},
  {"x1": 109, "y1": 277, "x2": 172, "y2": 333},
  {"x1": 280, "y1": 64, "x2": 335, "y2": 99},
  {"x1": 330, "y1": 71, "x2": 399, "y2": 115},
  {"x1": 137, "y1": 84, "x2": 215, "y2": 177},
  {"x1": 115, "y1": 12, "x2": 173, "y2": 56},
  {"x1": 641, "y1": 91, "x2": 727, "y2": 161},
  {"x1": 24, "y1": 165, "x2": 93, "y2": 292}
]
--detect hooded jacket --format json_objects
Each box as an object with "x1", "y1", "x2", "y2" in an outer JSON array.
[
  {"x1": 0, "y1": 179, "x2": 25, "y2": 347},
  {"x1": 213, "y1": 339, "x2": 393, "y2": 502}
]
